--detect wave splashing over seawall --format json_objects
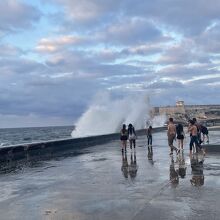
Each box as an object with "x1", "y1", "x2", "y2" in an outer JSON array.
[{"x1": 71, "y1": 93, "x2": 151, "y2": 138}]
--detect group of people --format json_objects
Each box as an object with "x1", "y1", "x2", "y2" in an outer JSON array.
[
  {"x1": 120, "y1": 124, "x2": 137, "y2": 152},
  {"x1": 120, "y1": 117, "x2": 209, "y2": 156},
  {"x1": 167, "y1": 117, "x2": 209, "y2": 156},
  {"x1": 120, "y1": 119, "x2": 206, "y2": 186}
]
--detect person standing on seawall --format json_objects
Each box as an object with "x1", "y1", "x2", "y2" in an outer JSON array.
[
  {"x1": 120, "y1": 124, "x2": 128, "y2": 153},
  {"x1": 146, "y1": 126, "x2": 153, "y2": 148},
  {"x1": 188, "y1": 120, "x2": 205, "y2": 156},
  {"x1": 167, "y1": 118, "x2": 179, "y2": 155},
  {"x1": 176, "y1": 123, "x2": 185, "y2": 150},
  {"x1": 128, "y1": 123, "x2": 136, "y2": 150},
  {"x1": 193, "y1": 118, "x2": 202, "y2": 144}
]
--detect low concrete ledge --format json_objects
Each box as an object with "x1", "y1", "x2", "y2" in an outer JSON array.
[
  {"x1": 203, "y1": 144, "x2": 220, "y2": 153},
  {"x1": 0, "y1": 127, "x2": 167, "y2": 163}
]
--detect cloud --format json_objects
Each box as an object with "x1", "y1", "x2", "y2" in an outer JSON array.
[
  {"x1": 0, "y1": 0, "x2": 41, "y2": 34},
  {"x1": 196, "y1": 22, "x2": 220, "y2": 53},
  {"x1": 96, "y1": 17, "x2": 163, "y2": 45},
  {"x1": 125, "y1": 0, "x2": 220, "y2": 36},
  {"x1": 51, "y1": 0, "x2": 220, "y2": 36},
  {"x1": 0, "y1": 44, "x2": 23, "y2": 57},
  {"x1": 52, "y1": 0, "x2": 120, "y2": 23},
  {"x1": 1, "y1": 0, "x2": 220, "y2": 128},
  {"x1": 36, "y1": 35, "x2": 84, "y2": 53}
]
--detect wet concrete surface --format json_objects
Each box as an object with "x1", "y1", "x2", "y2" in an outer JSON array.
[{"x1": 0, "y1": 131, "x2": 220, "y2": 220}]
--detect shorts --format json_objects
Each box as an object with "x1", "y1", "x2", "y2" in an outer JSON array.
[
  {"x1": 120, "y1": 136, "x2": 128, "y2": 141},
  {"x1": 177, "y1": 135, "x2": 184, "y2": 140}
]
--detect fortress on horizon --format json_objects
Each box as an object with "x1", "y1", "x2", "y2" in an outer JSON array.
[{"x1": 150, "y1": 101, "x2": 220, "y2": 125}]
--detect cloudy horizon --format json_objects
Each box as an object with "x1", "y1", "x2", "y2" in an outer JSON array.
[{"x1": 0, "y1": 0, "x2": 220, "y2": 128}]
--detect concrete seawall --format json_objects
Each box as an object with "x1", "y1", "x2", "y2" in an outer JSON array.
[
  {"x1": 203, "y1": 144, "x2": 220, "y2": 153},
  {"x1": 0, "y1": 127, "x2": 166, "y2": 163}
]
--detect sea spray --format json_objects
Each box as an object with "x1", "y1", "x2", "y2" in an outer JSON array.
[
  {"x1": 151, "y1": 114, "x2": 167, "y2": 127},
  {"x1": 71, "y1": 92, "x2": 151, "y2": 137}
]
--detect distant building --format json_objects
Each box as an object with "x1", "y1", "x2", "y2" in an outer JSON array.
[
  {"x1": 176, "y1": 101, "x2": 184, "y2": 107},
  {"x1": 150, "y1": 101, "x2": 220, "y2": 124}
]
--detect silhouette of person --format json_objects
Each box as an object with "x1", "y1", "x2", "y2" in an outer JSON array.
[
  {"x1": 121, "y1": 152, "x2": 128, "y2": 178},
  {"x1": 147, "y1": 145, "x2": 154, "y2": 165},
  {"x1": 190, "y1": 154, "x2": 204, "y2": 186},
  {"x1": 128, "y1": 151, "x2": 138, "y2": 179},
  {"x1": 146, "y1": 126, "x2": 153, "y2": 147}
]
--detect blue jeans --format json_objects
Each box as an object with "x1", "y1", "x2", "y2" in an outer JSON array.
[
  {"x1": 147, "y1": 135, "x2": 152, "y2": 145},
  {"x1": 190, "y1": 136, "x2": 201, "y2": 151}
]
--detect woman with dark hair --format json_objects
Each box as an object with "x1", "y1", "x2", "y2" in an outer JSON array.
[
  {"x1": 176, "y1": 123, "x2": 185, "y2": 150},
  {"x1": 120, "y1": 124, "x2": 128, "y2": 153},
  {"x1": 128, "y1": 123, "x2": 136, "y2": 149}
]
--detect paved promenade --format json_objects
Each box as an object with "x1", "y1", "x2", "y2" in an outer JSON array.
[{"x1": 0, "y1": 131, "x2": 220, "y2": 220}]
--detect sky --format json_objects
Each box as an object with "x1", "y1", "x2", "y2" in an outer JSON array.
[{"x1": 0, "y1": 0, "x2": 220, "y2": 128}]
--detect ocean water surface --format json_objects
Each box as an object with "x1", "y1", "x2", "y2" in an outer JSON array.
[{"x1": 0, "y1": 126, "x2": 74, "y2": 147}]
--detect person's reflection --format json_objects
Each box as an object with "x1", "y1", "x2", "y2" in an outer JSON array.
[
  {"x1": 147, "y1": 146, "x2": 154, "y2": 165},
  {"x1": 121, "y1": 152, "x2": 129, "y2": 178},
  {"x1": 169, "y1": 156, "x2": 179, "y2": 187},
  {"x1": 128, "y1": 150, "x2": 138, "y2": 179},
  {"x1": 177, "y1": 151, "x2": 186, "y2": 178},
  {"x1": 190, "y1": 154, "x2": 204, "y2": 186}
]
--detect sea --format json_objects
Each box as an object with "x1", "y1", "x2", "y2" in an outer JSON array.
[{"x1": 0, "y1": 126, "x2": 74, "y2": 147}]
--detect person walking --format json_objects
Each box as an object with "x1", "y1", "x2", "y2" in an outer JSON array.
[
  {"x1": 128, "y1": 123, "x2": 136, "y2": 149},
  {"x1": 167, "y1": 118, "x2": 179, "y2": 155},
  {"x1": 120, "y1": 124, "x2": 128, "y2": 153},
  {"x1": 188, "y1": 120, "x2": 205, "y2": 155},
  {"x1": 193, "y1": 118, "x2": 202, "y2": 144},
  {"x1": 146, "y1": 126, "x2": 153, "y2": 148},
  {"x1": 176, "y1": 123, "x2": 185, "y2": 150}
]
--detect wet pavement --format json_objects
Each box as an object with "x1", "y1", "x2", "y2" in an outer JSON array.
[{"x1": 0, "y1": 131, "x2": 220, "y2": 220}]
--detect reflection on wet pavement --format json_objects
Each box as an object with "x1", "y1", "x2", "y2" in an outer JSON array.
[
  {"x1": 121, "y1": 151, "x2": 138, "y2": 180},
  {"x1": 0, "y1": 131, "x2": 220, "y2": 220}
]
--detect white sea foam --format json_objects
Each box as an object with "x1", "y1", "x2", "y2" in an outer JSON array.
[
  {"x1": 152, "y1": 114, "x2": 167, "y2": 127},
  {"x1": 71, "y1": 92, "x2": 166, "y2": 137}
]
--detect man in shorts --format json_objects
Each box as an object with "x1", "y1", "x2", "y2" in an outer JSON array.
[{"x1": 167, "y1": 118, "x2": 179, "y2": 155}]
